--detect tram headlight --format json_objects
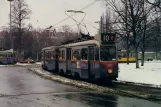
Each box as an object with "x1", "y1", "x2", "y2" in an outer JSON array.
[{"x1": 108, "y1": 69, "x2": 113, "y2": 74}]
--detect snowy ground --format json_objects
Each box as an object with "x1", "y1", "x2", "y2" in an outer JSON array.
[
  {"x1": 118, "y1": 61, "x2": 161, "y2": 86},
  {"x1": 16, "y1": 62, "x2": 41, "y2": 66},
  {"x1": 0, "y1": 65, "x2": 9, "y2": 67},
  {"x1": 16, "y1": 62, "x2": 32, "y2": 66},
  {"x1": 36, "y1": 62, "x2": 41, "y2": 65}
]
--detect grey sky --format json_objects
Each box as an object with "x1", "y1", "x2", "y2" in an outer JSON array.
[{"x1": 0, "y1": 0, "x2": 105, "y2": 35}]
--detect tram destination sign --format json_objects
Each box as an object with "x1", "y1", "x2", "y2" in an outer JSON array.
[{"x1": 101, "y1": 33, "x2": 116, "y2": 44}]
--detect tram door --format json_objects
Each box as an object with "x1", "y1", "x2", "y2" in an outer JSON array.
[
  {"x1": 66, "y1": 48, "x2": 72, "y2": 74},
  {"x1": 88, "y1": 46, "x2": 95, "y2": 79}
]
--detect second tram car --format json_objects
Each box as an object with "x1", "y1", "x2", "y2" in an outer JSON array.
[
  {"x1": 118, "y1": 50, "x2": 136, "y2": 63},
  {"x1": 0, "y1": 49, "x2": 16, "y2": 64},
  {"x1": 42, "y1": 33, "x2": 118, "y2": 81}
]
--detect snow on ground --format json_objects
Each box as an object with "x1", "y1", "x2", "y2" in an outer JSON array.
[
  {"x1": 118, "y1": 61, "x2": 161, "y2": 86},
  {"x1": 36, "y1": 62, "x2": 41, "y2": 65},
  {"x1": 16, "y1": 62, "x2": 32, "y2": 66},
  {"x1": 0, "y1": 65, "x2": 8, "y2": 67},
  {"x1": 16, "y1": 62, "x2": 41, "y2": 66}
]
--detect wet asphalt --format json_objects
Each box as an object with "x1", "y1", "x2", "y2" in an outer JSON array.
[{"x1": 0, "y1": 67, "x2": 160, "y2": 107}]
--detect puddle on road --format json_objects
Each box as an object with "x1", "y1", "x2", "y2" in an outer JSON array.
[{"x1": 52, "y1": 92, "x2": 161, "y2": 107}]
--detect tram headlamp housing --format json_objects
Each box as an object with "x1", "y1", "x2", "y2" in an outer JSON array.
[{"x1": 108, "y1": 69, "x2": 113, "y2": 74}]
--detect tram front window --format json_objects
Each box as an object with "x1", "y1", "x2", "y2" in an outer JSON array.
[{"x1": 100, "y1": 46, "x2": 116, "y2": 61}]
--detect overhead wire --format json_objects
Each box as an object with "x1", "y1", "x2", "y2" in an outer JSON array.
[
  {"x1": 53, "y1": 21, "x2": 99, "y2": 29},
  {"x1": 53, "y1": 0, "x2": 99, "y2": 27}
]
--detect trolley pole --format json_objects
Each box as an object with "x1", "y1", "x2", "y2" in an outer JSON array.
[{"x1": 65, "y1": 10, "x2": 86, "y2": 37}]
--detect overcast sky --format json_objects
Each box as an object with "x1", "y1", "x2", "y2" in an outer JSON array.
[{"x1": 0, "y1": 0, "x2": 105, "y2": 35}]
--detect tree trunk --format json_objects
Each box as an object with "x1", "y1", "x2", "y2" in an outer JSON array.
[
  {"x1": 37, "y1": 52, "x2": 39, "y2": 62},
  {"x1": 141, "y1": 51, "x2": 145, "y2": 66},
  {"x1": 135, "y1": 48, "x2": 139, "y2": 68},
  {"x1": 127, "y1": 49, "x2": 130, "y2": 65},
  {"x1": 156, "y1": 52, "x2": 158, "y2": 60}
]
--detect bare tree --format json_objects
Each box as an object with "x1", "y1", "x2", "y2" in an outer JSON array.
[
  {"x1": 146, "y1": 0, "x2": 161, "y2": 10},
  {"x1": 103, "y1": 0, "x2": 151, "y2": 68},
  {"x1": 0, "y1": 28, "x2": 10, "y2": 50},
  {"x1": 149, "y1": 17, "x2": 161, "y2": 54},
  {"x1": 100, "y1": 8, "x2": 114, "y2": 33},
  {"x1": 11, "y1": 0, "x2": 31, "y2": 57},
  {"x1": 136, "y1": 1, "x2": 153, "y2": 66}
]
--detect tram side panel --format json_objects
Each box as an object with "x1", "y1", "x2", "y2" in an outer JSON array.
[
  {"x1": 70, "y1": 46, "x2": 101, "y2": 79},
  {"x1": 42, "y1": 50, "x2": 57, "y2": 71},
  {"x1": 88, "y1": 47, "x2": 101, "y2": 79},
  {"x1": 70, "y1": 47, "x2": 90, "y2": 79},
  {"x1": 70, "y1": 48, "x2": 82, "y2": 78},
  {"x1": 65, "y1": 48, "x2": 72, "y2": 74}
]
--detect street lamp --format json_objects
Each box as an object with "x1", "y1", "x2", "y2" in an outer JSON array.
[
  {"x1": 65, "y1": 10, "x2": 86, "y2": 37},
  {"x1": 7, "y1": 0, "x2": 14, "y2": 51}
]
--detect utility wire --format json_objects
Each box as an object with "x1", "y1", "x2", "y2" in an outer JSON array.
[
  {"x1": 53, "y1": 0, "x2": 98, "y2": 27},
  {"x1": 54, "y1": 21, "x2": 98, "y2": 29}
]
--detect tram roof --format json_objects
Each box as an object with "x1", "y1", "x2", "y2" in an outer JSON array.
[
  {"x1": 42, "y1": 40, "x2": 100, "y2": 51},
  {"x1": 63, "y1": 40, "x2": 100, "y2": 47},
  {"x1": 42, "y1": 45, "x2": 64, "y2": 51},
  {"x1": 42, "y1": 46, "x2": 57, "y2": 51},
  {"x1": 0, "y1": 49, "x2": 15, "y2": 54}
]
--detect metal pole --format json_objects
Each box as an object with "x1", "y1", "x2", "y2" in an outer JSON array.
[
  {"x1": 10, "y1": 1, "x2": 12, "y2": 50},
  {"x1": 7, "y1": 0, "x2": 14, "y2": 51}
]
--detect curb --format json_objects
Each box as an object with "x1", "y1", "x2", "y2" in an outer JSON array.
[{"x1": 28, "y1": 68, "x2": 160, "y2": 101}]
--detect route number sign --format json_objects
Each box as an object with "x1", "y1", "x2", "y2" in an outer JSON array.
[{"x1": 101, "y1": 33, "x2": 116, "y2": 44}]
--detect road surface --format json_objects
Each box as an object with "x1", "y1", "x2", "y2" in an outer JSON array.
[{"x1": 0, "y1": 66, "x2": 160, "y2": 107}]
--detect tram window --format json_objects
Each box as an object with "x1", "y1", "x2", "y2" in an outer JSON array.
[
  {"x1": 62, "y1": 50, "x2": 65, "y2": 60},
  {"x1": 123, "y1": 53, "x2": 126, "y2": 57},
  {"x1": 72, "y1": 49, "x2": 81, "y2": 60},
  {"x1": 89, "y1": 48, "x2": 95, "y2": 60},
  {"x1": 47, "y1": 52, "x2": 50, "y2": 59},
  {"x1": 67, "y1": 49, "x2": 71, "y2": 60},
  {"x1": 49, "y1": 51, "x2": 52, "y2": 59},
  {"x1": 100, "y1": 47, "x2": 116, "y2": 61},
  {"x1": 45, "y1": 51, "x2": 48, "y2": 59},
  {"x1": 81, "y1": 48, "x2": 87, "y2": 60},
  {"x1": 118, "y1": 54, "x2": 122, "y2": 58},
  {"x1": 51, "y1": 51, "x2": 55, "y2": 59},
  {"x1": 59, "y1": 50, "x2": 65, "y2": 60},
  {"x1": 95, "y1": 48, "x2": 99, "y2": 60},
  {"x1": 41, "y1": 52, "x2": 44, "y2": 59}
]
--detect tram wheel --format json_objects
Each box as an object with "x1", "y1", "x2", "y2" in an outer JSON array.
[
  {"x1": 59, "y1": 70, "x2": 65, "y2": 76},
  {"x1": 107, "y1": 80, "x2": 113, "y2": 85},
  {"x1": 74, "y1": 72, "x2": 80, "y2": 80}
]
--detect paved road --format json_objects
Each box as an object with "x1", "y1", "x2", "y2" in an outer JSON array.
[{"x1": 0, "y1": 67, "x2": 160, "y2": 107}]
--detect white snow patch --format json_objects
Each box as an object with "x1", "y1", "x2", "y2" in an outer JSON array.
[
  {"x1": 16, "y1": 63, "x2": 32, "y2": 66},
  {"x1": 0, "y1": 65, "x2": 8, "y2": 67},
  {"x1": 118, "y1": 61, "x2": 161, "y2": 86},
  {"x1": 36, "y1": 62, "x2": 41, "y2": 65}
]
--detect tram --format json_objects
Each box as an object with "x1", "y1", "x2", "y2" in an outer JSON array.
[
  {"x1": 41, "y1": 33, "x2": 118, "y2": 81},
  {"x1": 0, "y1": 49, "x2": 16, "y2": 64},
  {"x1": 118, "y1": 50, "x2": 136, "y2": 63}
]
